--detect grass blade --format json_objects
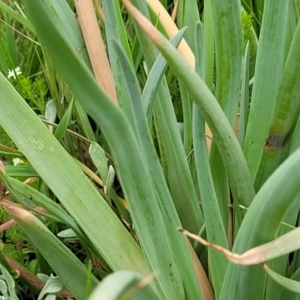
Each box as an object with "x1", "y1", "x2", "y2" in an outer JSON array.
[
  {"x1": 54, "y1": 98, "x2": 74, "y2": 142},
  {"x1": 142, "y1": 28, "x2": 186, "y2": 122}
]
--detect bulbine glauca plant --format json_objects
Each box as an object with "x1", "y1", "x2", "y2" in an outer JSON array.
[{"x1": 0, "y1": 0, "x2": 300, "y2": 299}]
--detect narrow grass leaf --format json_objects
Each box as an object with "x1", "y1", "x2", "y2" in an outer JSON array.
[
  {"x1": 142, "y1": 28, "x2": 186, "y2": 122},
  {"x1": 1, "y1": 170, "x2": 110, "y2": 270},
  {"x1": 54, "y1": 98, "x2": 74, "y2": 142},
  {"x1": 210, "y1": 0, "x2": 243, "y2": 126},
  {"x1": 203, "y1": 0, "x2": 215, "y2": 90},
  {"x1": 74, "y1": 101, "x2": 96, "y2": 141},
  {"x1": 151, "y1": 40, "x2": 203, "y2": 236},
  {"x1": 3, "y1": 13, "x2": 18, "y2": 67},
  {"x1": 101, "y1": 0, "x2": 133, "y2": 112},
  {"x1": 4, "y1": 176, "x2": 87, "y2": 242},
  {"x1": 239, "y1": 42, "x2": 250, "y2": 148},
  {"x1": 208, "y1": 0, "x2": 243, "y2": 232},
  {"x1": 142, "y1": 3, "x2": 203, "y2": 235},
  {"x1": 38, "y1": 0, "x2": 91, "y2": 67},
  {"x1": 176, "y1": 0, "x2": 201, "y2": 53},
  {"x1": 0, "y1": 2, "x2": 35, "y2": 33}
]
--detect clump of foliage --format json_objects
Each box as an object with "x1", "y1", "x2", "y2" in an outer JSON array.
[{"x1": 1, "y1": 0, "x2": 300, "y2": 300}]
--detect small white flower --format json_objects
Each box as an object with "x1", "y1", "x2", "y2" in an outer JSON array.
[
  {"x1": 7, "y1": 66, "x2": 22, "y2": 79},
  {"x1": 13, "y1": 158, "x2": 24, "y2": 166}
]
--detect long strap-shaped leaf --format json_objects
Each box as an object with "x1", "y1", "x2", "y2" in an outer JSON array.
[
  {"x1": 193, "y1": 21, "x2": 228, "y2": 298},
  {"x1": 122, "y1": 0, "x2": 255, "y2": 224},
  {"x1": 220, "y1": 147, "x2": 300, "y2": 299},
  {"x1": 243, "y1": 0, "x2": 289, "y2": 180},
  {"x1": 254, "y1": 19, "x2": 300, "y2": 189}
]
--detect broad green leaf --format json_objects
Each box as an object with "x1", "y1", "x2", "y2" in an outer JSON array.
[
  {"x1": 88, "y1": 271, "x2": 158, "y2": 300},
  {"x1": 37, "y1": 275, "x2": 64, "y2": 300},
  {"x1": 264, "y1": 192, "x2": 300, "y2": 300},
  {"x1": 264, "y1": 264, "x2": 300, "y2": 294},
  {"x1": 243, "y1": 0, "x2": 289, "y2": 180},
  {"x1": 254, "y1": 19, "x2": 300, "y2": 189},
  {"x1": 220, "y1": 147, "x2": 300, "y2": 299}
]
